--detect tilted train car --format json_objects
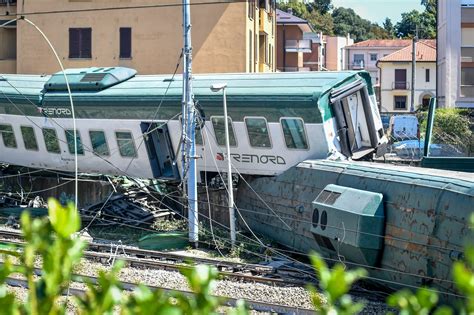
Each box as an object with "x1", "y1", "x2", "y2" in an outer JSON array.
[{"x1": 0, "y1": 67, "x2": 386, "y2": 178}]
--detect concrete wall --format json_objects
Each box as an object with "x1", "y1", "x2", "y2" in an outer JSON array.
[
  {"x1": 325, "y1": 35, "x2": 353, "y2": 71},
  {"x1": 0, "y1": 0, "x2": 275, "y2": 75},
  {"x1": 276, "y1": 24, "x2": 304, "y2": 70},
  {"x1": 437, "y1": 0, "x2": 474, "y2": 108},
  {"x1": 379, "y1": 61, "x2": 436, "y2": 113}
]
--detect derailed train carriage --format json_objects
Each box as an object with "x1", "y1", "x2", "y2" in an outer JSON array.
[
  {"x1": 0, "y1": 67, "x2": 473, "y2": 296},
  {"x1": 0, "y1": 67, "x2": 386, "y2": 178}
]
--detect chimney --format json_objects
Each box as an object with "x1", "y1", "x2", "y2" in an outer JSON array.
[{"x1": 288, "y1": 7, "x2": 293, "y2": 15}]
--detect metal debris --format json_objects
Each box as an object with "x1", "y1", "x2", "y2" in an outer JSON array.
[{"x1": 80, "y1": 189, "x2": 175, "y2": 227}]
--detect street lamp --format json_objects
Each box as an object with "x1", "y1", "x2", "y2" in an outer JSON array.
[{"x1": 210, "y1": 82, "x2": 236, "y2": 247}]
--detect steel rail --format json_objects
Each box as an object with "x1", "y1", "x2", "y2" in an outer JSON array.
[
  {"x1": 0, "y1": 230, "x2": 308, "y2": 286},
  {"x1": 5, "y1": 273, "x2": 315, "y2": 314}
]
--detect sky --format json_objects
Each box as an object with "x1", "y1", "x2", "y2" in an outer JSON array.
[{"x1": 331, "y1": 0, "x2": 425, "y2": 25}]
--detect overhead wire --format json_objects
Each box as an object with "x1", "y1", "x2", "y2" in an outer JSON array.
[{"x1": 0, "y1": 0, "x2": 252, "y2": 18}]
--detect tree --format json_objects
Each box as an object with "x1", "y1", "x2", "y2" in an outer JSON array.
[
  {"x1": 394, "y1": 9, "x2": 436, "y2": 39},
  {"x1": 276, "y1": 1, "x2": 308, "y2": 19},
  {"x1": 332, "y1": 7, "x2": 388, "y2": 42},
  {"x1": 305, "y1": 10, "x2": 334, "y2": 36},
  {"x1": 383, "y1": 18, "x2": 395, "y2": 38},
  {"x1": 394, "y1": 0, "x2": 436, "y2": 39},
  {"x1": 307, "y1": 0, "x2": 333, "y2": 15}
]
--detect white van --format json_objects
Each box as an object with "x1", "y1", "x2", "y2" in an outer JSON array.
[{"x1": 388, "y1": 115, "x2": 419, "y2": 141}]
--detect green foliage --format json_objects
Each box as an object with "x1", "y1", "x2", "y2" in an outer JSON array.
[
  {"x1": 331, "y1": 7, "x2": 390, "y2": 42},
  {"x1": 387, "y1": 287, "x2": 453, "y2": 315},
  {"x1": 307, "y1": 0, "x2": 333, "y2": 15},
  {"x1": 308, "y1": 252, "x2": 367, "y2": 315},
  {"x1": 383, "y1": 18, "x2": 395, "y2": 38},
  {"x1": 418, "y1": 108, "x2": 473, "y2": 154},
  {"x1": 0, "y1": 198, "x2": 248, "y2": 314},
  {"x1": 395, "y1": 1, "x2": 436, "y2": 39}
]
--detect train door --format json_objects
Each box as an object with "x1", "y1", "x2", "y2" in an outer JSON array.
[
  {"x1": 330, "y1": 80, "x2": 380, "y2": 159},
  {"x1": 141, "y1": 123, "x2": 180, "y2": 180}
]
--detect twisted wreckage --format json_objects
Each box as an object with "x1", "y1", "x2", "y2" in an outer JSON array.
[{"x1": 0, "y1": 67, "x2": 472, "y2": 295}]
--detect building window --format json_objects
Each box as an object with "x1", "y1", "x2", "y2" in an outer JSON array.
[
  {"x1": 394, "y1": 96, "x2": 407, "y2": 110},
  {"x1": 42, "y1": 128, "x2": 60, "y2": 154},
  {"x1": 245, "y1": 117, "x2": 271, "y2": 148},
  {"x1": 89, "y1": 130, "x2": 110, "y2": 156},
  {"x1": 211, "y1": 116, "x2": 236, "y2": 147},
  {"x1": 249, "y1": 30, "x2": 253, "y2": 72},
  {"x1": 461, "y1": 14, "x2": 474, "y2": 97},
  {"x1": 394, "y1": 69, "x2": 408, "y2": 89},
  {"x1": 370, "y1": 53, "x2": 377, "y2": 61},
  {"x1": 21, "y1": 126, "x2": 38, "y2": 151},
  {"x1": 280, "y1": 118, "x2": 308, "y2": 149},
  {"x1": 69, "y1": 28, "x2": 91, "y2": 58},
  {"x1": 0, "y1": 124, "x2": 17, "y2": 148},
  {"x1": 65, "y1": 129, "x2": 84, "y2": 155},
  {"x1": 425, "y1": 68, "x2": 430, "y2": 82},
  {"x1": 353, "y1": 54, "x2": 364, "y2": 68},
  {"x1": 119, "y1": 27, "x2": 132, "y2": 59},
  {"x1": 115, "y1": 131, "x2": 137, "y2": 157},
  {"x1": 248, "y1": 0, "x2": 255, "y2": 19}
]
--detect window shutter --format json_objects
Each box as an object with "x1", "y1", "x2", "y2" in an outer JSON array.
[
  {"x1": 120, "y1": 27, "x2": 132, "y2": 58},
  {"x1": 82, "y1": 28, "x2": 92, "y2": 58},
  {"x1": 69, "y1": 28, "x2": 80, "y2": 58}
]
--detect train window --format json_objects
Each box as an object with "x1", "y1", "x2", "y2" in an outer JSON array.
[
  {"x1": 42, "y1": 128, "x2": 60, "y2": 154},
  {"x1": 195, "y1": 128, "x2": 203, "y2": 145},
  {"x1": 115, "y1": 131, "x2": 137, "y2": 157},
  {"x1": 21, "y1": 126, "x2": 38, "y2": 151},
  {"x1": 0, "y1": 124, "x2": 17, "y2": 148},
  {"x1": 245, "y1": 117, "x2": 271, "y2": 148},
  {"x1": 211, "y1": 116, "x2": 237, "y2": 147},
  {"x1": 89, "y1": 130, "x2": 110, "y2": 156},
  {"x1": 65, "y1": 129, "x2": 84, "y2": 155},
  {"x1": 280, "y1": 118, "x2": 308, "y2": 149}
]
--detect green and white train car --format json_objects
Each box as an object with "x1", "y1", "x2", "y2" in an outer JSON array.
[{"x1": 0, "y1": 67, "x2": 388, "y2": 179}]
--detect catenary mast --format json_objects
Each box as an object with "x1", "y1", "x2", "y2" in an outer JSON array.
[{"x1": 182, "y1": 0, "x2": 199, "y2": 246}]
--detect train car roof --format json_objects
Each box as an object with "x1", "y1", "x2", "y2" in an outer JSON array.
[{"x1": 0, "y1": 69, "x2": 373, "y2": 122}]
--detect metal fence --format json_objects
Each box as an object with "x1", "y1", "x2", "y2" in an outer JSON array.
[{"x1": 378, "y1": 109, "x2": 474, "y2": 164}]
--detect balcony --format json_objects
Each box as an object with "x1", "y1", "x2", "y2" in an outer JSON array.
[
  {"x1": 285, "y1": 40, "x2": 311, "y2": 53},
  {"x1": 392, "y1": 81, "x2": 410, "y2": 90},
  {"x1": 351, "y1": 61, "x2": 365, "y2": 70},
  {"x1": 277, "y1": 67, "x2": 311, "y2": 72},
  {"x1": 259, "y1": 8, "x2": 273, "y2": 34}
]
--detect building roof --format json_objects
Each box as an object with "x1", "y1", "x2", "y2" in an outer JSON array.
[
  {"x1": 347, "y1": 39, "x2": 412, "y2": 48},
  {"x1": 276, "y1": 9, "x2": 313, "y2": 33},
  {"x1": 276, "y1": 9, "x2": 308, "y2": 24},
  {"x1": 378, "y1": 41, "x2": 436, "y2": 62}
]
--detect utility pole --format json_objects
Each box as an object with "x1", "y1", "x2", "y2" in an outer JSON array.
[
  {"x1": 182, "y1": 0, "x2": 198, "y2": 247},
  {"x1": 410, "y1": 25, "x2": 418, "y2": 112}
]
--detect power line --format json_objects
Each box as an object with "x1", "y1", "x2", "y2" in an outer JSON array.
[{"x1": 0, "y1": 0, "x2": 249, "y2": 18}]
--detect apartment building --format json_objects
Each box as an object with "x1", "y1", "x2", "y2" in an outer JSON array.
[
  {"x1": 438, "y1": 0, "x2": 474, "y2": 108},
  {"x1": 377, "y1": 41, "x2": 436, "y2": 114},
  {"x1": 345, "y1": 40, "x2": 412, "y2": 86},
  {"x1": 0, "y1": 0, "x2": 276, "y2": 74},
  {"x1": 276, "y1": 8, "x2": 352, "y2": 72}
]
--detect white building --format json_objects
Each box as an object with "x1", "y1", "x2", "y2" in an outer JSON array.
[
  {"x1": 344, "y1": 40, "x2": 412, "y2": 86},
  {"x1": 438, "y1": 0, "x2": 474, "y2": 108},
  {"x1": 377, "y1": 41, "x2": 436, "y2": 114}
]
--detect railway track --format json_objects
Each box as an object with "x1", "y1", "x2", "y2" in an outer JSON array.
[
  {"x1": 5, "y1": 271, "x2": 315, "y2": 314},
  {"x1": 0, "y1": 229, "x2": 313, "y2": 287}
]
